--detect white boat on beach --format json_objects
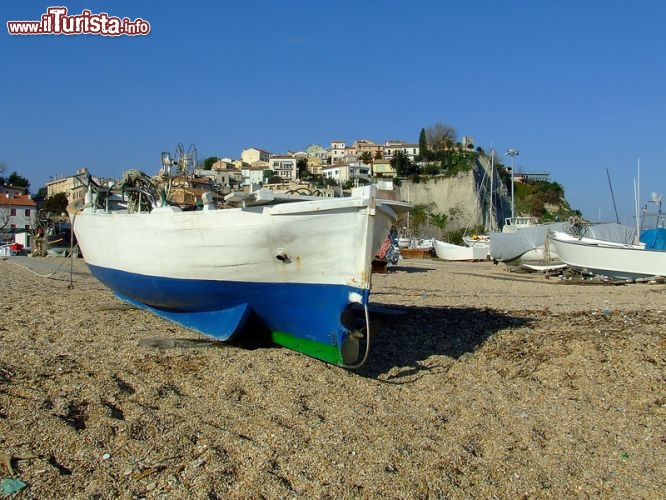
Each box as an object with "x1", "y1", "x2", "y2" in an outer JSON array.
[
  {"x1": 397, "y1": 236, "x2": 412, "y2": 248},
  {"x1": 433, "y1": 240, "x2": 488, "y2": 261},
  {"x1": 461, "y1": 234, "x2": 490, "y2": 259},
  {"x1": 548, "y1": 226, "x2": 666, "y2": 280},
  {"x1": 489, "y1": 222, "x2": 565, "y2": 268},
  {"x1": 72, "y1": 168, "x2": 409, "y2": 368},
  {"x1": 397, "y1": 236, "x2": 434, "y2": 251},
  {"x1": 501, "y1": 216, "x2": 540, "y2": 233},
  {"x1": 414, "y1": 238, "x2": 435, "y2": 251}
]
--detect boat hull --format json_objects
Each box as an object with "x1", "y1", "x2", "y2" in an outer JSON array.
[
  {"x1": 74, "y1": 188, "x2": 397, "y2": 366},
  {"x1": 548, "y1": 234, "x2": 666, "y2": 280},
  {"x1": 434, "y1": 240, "x2": 487, "y2": 261}
]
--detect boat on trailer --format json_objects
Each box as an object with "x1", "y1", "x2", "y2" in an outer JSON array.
[{"x1": 72, "y1": 171, "x2": 409, "y2": 368}]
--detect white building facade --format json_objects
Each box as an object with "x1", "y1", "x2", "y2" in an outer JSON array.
[
  {"x1": 321, "y1": 162, "x2": 370, "y2": 183},
  {"x1": 0, "y1": 193, "x2": 37, "y2": 234},
  {"x1": 241, "y1": 166, "x2": 267, "y2": 187},
  {"x1": 268, "y1": 156, "x2": 298, "y2": 181},
  {"x1": 329, "y1": 140, "x2": 346, "y2": 165}
]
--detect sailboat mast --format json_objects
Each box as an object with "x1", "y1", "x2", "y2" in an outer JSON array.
[
  {"x1": 634, "y1": 178, "x2": 640, "y2": 239},
  {"x1": 636, "y1": 158, "x2": 642, "y2": 234},
  {"x1": 406, "y1": 184, "x2": 410, "y2": 234},
  {"x1": 606, "y1": 168, "x2": 620, "y2": 224},
  {"x1": 489, "y1": 150, "x2": 494, "y2": 231}
]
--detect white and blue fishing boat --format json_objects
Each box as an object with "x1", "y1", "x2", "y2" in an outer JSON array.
[{"x1": 72, "y1": 169, "x2": 408, "y2": 368}]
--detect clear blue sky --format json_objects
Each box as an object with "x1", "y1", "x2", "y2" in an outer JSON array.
[{"x1": 2, "y1": 1, "x2": 664, "y2": 224}]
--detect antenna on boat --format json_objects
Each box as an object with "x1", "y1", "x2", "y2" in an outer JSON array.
[
  {"x1": 175, "y1": 143, "x2": 198, "y2": 175},
  {"x1": 651, "y1": 192, "x2": 663, "y2": 228},
  {"x1": 159, "y1": 143, "x2": 198, "y2": 205}
]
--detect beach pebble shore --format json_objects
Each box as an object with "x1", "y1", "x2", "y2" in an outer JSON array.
[{"x1": 1, "y1": 256, "x2": 664, "y2": 498}]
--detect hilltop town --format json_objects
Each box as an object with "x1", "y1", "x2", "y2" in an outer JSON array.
[{"x1": 1, "y1": 126, "x2": 577, "y2": 252}]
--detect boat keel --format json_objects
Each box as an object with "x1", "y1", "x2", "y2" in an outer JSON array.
[{"x1": 115, "y1": 293, "x2": 252, "y2": 341}]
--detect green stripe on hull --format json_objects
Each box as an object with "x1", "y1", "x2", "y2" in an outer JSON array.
[{"x1": 270, "y1": 330, "x2": 343, "y2": 365}]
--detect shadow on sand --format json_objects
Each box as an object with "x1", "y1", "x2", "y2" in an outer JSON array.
[
  {"x1": 383, "y1": 265, "x2": 436, "y2": 274},
  {"x1": 356, "y1": 304, "x2": 533, "y2": 381},
  {"x1": 232, "y1": 304, "x2": 532, "y2": 380},
  {"x1": 138, "y1": 304, "x2": 532, "y2": 381}
]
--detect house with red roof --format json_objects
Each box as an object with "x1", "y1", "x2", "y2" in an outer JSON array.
[{"x1": 0, "y1": 193, "x2": 37, "y2": 247}]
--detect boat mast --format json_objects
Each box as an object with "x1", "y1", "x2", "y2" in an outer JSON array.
[
  {"x1": 634, "y1": 178, "x2": 640, "y2": 240},
  {"x1": 406, "y1": 184, "x2": 410, "y2": 235},
  {"x1": 605, "y1": 168, "x2": 620, "y2": 224},
  {"x1": 635, "y1": 158, "x2": 641, "y2": 236},
  {"x1": 489, "y1": 150, "x2": 494, "y2": 231}
]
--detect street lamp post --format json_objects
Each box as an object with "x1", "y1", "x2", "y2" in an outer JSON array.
[{"x1": 505, "y1": 148, "x2": 519, "y2": 221}]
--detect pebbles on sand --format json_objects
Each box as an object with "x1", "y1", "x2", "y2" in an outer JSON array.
[{"x1": 1, "y1": 256, "x2": 664, "y2": 498}]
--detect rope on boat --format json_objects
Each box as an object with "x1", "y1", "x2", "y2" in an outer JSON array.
[{"x1": 5, "y1": 255, "x2": 71, "y2": 279}]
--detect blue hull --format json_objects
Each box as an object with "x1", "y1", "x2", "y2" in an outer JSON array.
[{"x1": 89, "y1": 264, "x2": 368, "y2": 365}]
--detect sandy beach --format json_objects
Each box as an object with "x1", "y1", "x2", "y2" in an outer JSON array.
[{"x1": 1, "y1": 255, "x2": 664, "y2": 498}]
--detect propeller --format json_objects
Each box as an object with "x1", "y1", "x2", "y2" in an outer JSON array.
[
  {"x1": 339, "y1": 309, "x2": 382, "y2": 365},
  {"x1": 341, "y1": 330, "x2": 364, "y2": 364}
]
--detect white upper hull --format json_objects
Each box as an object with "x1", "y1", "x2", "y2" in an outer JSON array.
[{"x1": 74, "y1": 188, "x2": 398, "y2": 288}]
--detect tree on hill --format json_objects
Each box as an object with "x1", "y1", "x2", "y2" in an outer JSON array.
[
  {"x1": 391, "y1": 150, "x2": 415, "y2": 177},
  {"x1": 418, "y1": 128, "x2": 429, "y2": 160},
  {"x1": 202, "y1": 156, "x2": 219, "y2": 170},
  {"x1": 426, "y1": 123, "x2": 457, "y2": 151},
  {"x1": 513, "y1": 179, "x2": 579, "y2": 221},
  {"x1": 0, "y1": 170, "x2": 30, "y2": 190}
]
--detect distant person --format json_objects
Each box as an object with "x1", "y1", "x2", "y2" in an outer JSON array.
[{"x1": 389, "y1": 225, "x2": 398, "y2": 245}]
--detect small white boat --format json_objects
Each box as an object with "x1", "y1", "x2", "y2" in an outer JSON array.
[
  {"x1": 397, "y1": 236, "x2": 433, "y2": 250},
  {"x1": 433, "y1": 240, "x2": 487, "y2": 261},
  {"x1": 502, "y1": 216, "x2": 540, "y2": 233},
  {"x1": 548, "y1": 228, "x2": 666, "y2": 280},
  {"x1": 414, "y1": 238, "x2": 435, "y2": 250},
  {"x1": 397, "y1": 236, "x2": 412, "y2": 248}
]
